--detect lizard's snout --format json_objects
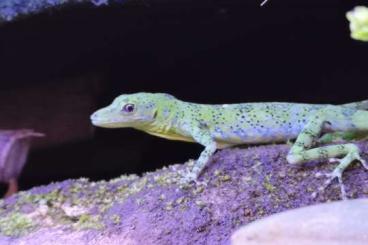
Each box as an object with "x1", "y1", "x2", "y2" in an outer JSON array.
[{"x1": 90, "y1": 111, "x2": 101, "y2": 126}]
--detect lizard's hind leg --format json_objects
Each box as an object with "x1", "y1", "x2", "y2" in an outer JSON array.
[{"x1": 286, "y1": 107, "x2": 368, "y2": 199}]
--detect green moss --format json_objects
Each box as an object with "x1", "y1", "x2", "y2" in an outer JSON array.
[
  {"x1": 192, "y1": 186, "x2": 205, "y2": 195},
  {"x1": 175, "y1": 197, "x2": 185, "y2": 205},
  {"x1": 220, "y1": 174, "x2": 231, "y2": 182},
  {"x1": 20, "y1": 189, "x2": 65, "y2": 207},
  {"x1": 153, "y1": 172, "x2": 178, "y2": 186},
  {"x1": 75, "y1": 214, "x2": 103, "y2": 230},
  {"x1": 110, "y1": 214, "x2": 121, "y2": 225},
  {"x1": 99, "y1": 201, "x2": 114, "y2": 213},
  {"x1": 0, "y1": 212, "x2": 34, "y2": 236},
  {"x1": 263, "y1": 176, "x2": 276, "y2": 193}
]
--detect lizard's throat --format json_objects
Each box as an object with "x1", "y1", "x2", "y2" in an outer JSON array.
[{"x1": 146, "y1": 120, "x2": 172, "y2": 135}]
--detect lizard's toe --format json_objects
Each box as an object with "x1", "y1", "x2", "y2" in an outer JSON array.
[
  {"x1": 313, "y1": 168, "x2": 347, "y2": 200},
  {"x1": 177, "y1": 167, "x2": 198, "y2": 187},
  {"x1": 357, "y1": 157, "x2": 368, "y2": 170},
  {"x1": 314, "y1": 152, "x2": 366, "y2": 200},
  {"x1": 324, "y1": 169, "x2": 347, "y2": 200}
]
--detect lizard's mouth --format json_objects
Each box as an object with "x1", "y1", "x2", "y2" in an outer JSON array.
[
  {"x1": 90, "y1": 111, "x2": 139, "y2": 128},
  {"x1": 91, "y1": 118, "x2": 128, "y2": 128},
  {"x1": 90, "y1": 114, "x2": 122, "y2": 128},
  {"x1": 90, "y1": 111, "x2": 120, "y2": 128}
]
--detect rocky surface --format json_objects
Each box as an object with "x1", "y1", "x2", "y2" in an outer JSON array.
[
  {"x1": 232, "y1": 198, "x2": 368, "y2": 245},
  {"x1": 1, "y1": 142, "x2": 368, "y2": 244},
  {"x1": 0, "y1": 0, "x2": 110, "y2": 23}
]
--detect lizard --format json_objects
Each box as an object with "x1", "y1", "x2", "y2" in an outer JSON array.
[{"x1": 90, "y1": 92, "x2": 368, "y2": 199}]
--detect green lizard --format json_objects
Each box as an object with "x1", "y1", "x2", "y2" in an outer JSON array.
[{"x1": 90, "y1": 93, "x2": 368, "y2": 199}]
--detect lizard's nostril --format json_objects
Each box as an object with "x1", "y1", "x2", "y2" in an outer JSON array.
[{"x1": 91, "y1": 112, "x2": 98, "y2": 120}]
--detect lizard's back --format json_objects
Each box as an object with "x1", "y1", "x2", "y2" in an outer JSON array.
[{"x1": 184, "y1": 102, "x2": 358, "y2": 146}]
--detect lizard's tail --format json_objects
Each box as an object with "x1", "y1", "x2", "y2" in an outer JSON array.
[{"x1": 341, "y1": 100, "x2": 368, "y2": 110}]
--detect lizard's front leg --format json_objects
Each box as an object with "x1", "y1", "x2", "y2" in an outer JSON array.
[
  {"x1": 286, "y1": 107, "x2": 368, "y2": 199},
  {"x1": 180, "y1": 126, "x2": 217, "y2": 185}
]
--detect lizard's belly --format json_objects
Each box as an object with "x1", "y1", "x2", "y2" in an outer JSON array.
[
  {"x1": 146, "y1": 131, "x2": 195, "y2": 143},
  {"x1": 212, "y1": 125, "x2": 302, "y2": 145}
]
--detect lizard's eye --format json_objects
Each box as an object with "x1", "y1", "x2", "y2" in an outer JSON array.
[{"x1": 122, "y1": 103, "x2": 135, "y2": 113}]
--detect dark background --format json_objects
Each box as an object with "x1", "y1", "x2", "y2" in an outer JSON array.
[{"x1": 0, "y1": 0, "x2": 367, "y2": 192}]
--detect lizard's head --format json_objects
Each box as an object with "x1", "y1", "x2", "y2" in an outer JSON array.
[{"x1": 90, "y1": 92, "x2": 174, "y2": 128}]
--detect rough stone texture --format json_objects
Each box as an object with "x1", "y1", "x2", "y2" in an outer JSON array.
[
  {"x1": 1, "y1": 141, "x2": 368, "y2": 244},
  {"x1": 0, "y1": 0, "x2": 110, "y2": 23},
  {"x1": 232, "y1": 198, "x2": 368, "y2": 245}
]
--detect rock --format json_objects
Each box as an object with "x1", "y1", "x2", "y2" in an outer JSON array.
[
  {"x1": 1, "y1": 142, "x2": 368, "y2": 244},
  {"x1": 231, "y1": 198, "x2": 368, "y2": 245},
  {"x1": 0, "y1": 0, "x2": 111, "y2": 23}
]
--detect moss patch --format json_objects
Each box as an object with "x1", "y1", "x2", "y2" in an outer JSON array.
[{"x1": 0, "y1": 212, "x2": 34, "y2": 236}]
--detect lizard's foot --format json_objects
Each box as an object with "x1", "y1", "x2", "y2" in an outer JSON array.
[
  {"x1": 178, "y1": 160, "x2": 209, "y2": 188},
  {"x1": 314, "y1": 167, "x2": 347, "y2": 200},
  {"x1": 177, "y1": 160, "x2": 200, "y2": 187},
  {"x1": 312, "y1": 151, "x2": 367, "y2": 200},
  {"x1": 178, "y1": 171, "x2": 207, "y2": 187},
  {"x1": 178, "y1": 171, "x2": 197, "y2": 186}
]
